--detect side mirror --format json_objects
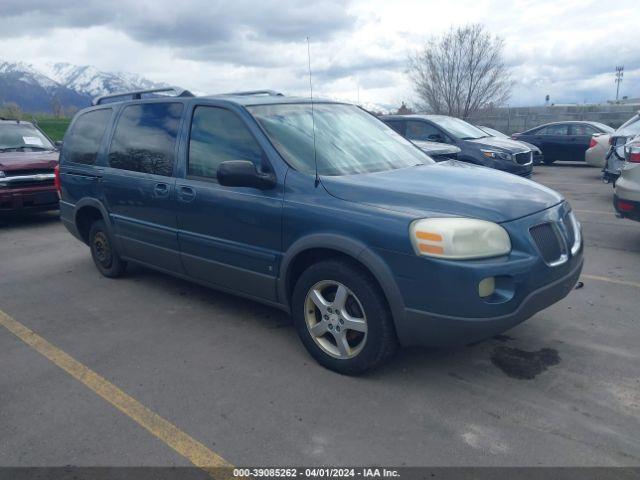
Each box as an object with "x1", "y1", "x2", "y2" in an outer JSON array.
[
  {"x1": 427, "y1": 134, "x2": 445, "y2": 143},
  {"x1": 217, "y1": 160, "x2": 276, "y2": 189},
  {"x1": 55, "y1": 140, "x2": 63, "y2": 149}
]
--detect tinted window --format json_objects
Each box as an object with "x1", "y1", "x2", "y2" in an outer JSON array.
[
  {"x1": 571, "y1": 124, "x2": 598, "y2": 136},
  {"x1": 406, "y1": 121, "x2": 442, "y2": 141},
  {"x1": 384, "y1": 120, "x2": 404, "y2": 135},
  {"x1": 63, "y1": 109, "x2": 111, "y2": 164},
  {"x1": 538, "y1": 124, "x2": 569, "y2": 135},
  {"x1": 188, "y1": 106, "x2": 263, "y2": 179},
  {"x1": 108, "y1": 103, "x2": 183, "y2": 176}
]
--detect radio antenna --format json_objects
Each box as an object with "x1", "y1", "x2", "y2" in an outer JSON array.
[{"x1": 306, "y1": 36, "x2": 320, "y2": 187}]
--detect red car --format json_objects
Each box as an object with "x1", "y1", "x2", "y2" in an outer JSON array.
[{"x1": 0, "y1": 119, "x2": 59, "y2": 213}]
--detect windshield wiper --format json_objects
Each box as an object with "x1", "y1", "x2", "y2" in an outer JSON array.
[{"x1": 0, "y1": 145, "x2": 51, "y2": 152}]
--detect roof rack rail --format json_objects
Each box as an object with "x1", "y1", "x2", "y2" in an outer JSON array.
[
  {"x1": 219, "y1": 90, "x2": 284, "y2": 97},
  {"x1": 92, "y1": 87, "x2": 195, "y2": 106}
]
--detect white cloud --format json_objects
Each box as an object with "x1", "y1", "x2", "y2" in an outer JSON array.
[{"x1": 0, "y1": 0, "x2": 638, "y2": 110}]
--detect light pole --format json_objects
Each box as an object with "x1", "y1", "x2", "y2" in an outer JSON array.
[{"x1": 615, "y1": 66, "x2": 624, "y2": 102}]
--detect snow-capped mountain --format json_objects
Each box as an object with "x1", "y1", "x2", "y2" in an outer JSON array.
[
  {"x1": 0, "y1": 61, "x2": 168, "y2": 113},
  {"x1": 40, "y1": 62, "x2": 167, "y2": 98}
]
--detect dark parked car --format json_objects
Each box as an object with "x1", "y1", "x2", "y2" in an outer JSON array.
[
  {"x1": 58, "y1": 88, "x2": 583, "y2": 374},
  {"x1": 411, "y1": 140, "x2": 461, "y2": 161},
  {"x1": 382, "y1": 114, "x2": 533, "y2": 177},
  {"x1": 512, "y1": 121, "x2": 613, "y2": 164},
  {"x1": 478, "y1": 125, "x2": 544, "y2": 165},
  {"x1": 0, "y1": 119, "x2": 59, "y2": 213},
  {"x1": 602, "y1": 112, "x2": 640, "y2": 183},
  {"x1": 384, "y1": 121, "x2": 460, "y2": 161}
]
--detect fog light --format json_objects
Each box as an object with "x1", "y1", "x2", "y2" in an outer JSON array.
[{"x1": 478, "y1": 277, "x2": 495, "y2": 298}]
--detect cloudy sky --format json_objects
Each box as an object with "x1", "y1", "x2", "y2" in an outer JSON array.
[{"x1": 1, "y1": 0, "x2": 639, "y2": 110}]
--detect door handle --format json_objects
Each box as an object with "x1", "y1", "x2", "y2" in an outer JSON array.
[
  {"x1": 154, "y1": 183, "x2": 170, "y2": 197},
  {"x1": 177, "y1": 185, "x2": 196, "y2": 202}
]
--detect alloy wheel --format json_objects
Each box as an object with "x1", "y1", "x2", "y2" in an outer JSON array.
[{"x1": 304, "y1": 280, "x2": 368, "y2": 359}]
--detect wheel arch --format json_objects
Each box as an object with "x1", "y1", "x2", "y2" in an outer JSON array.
[
  {"x1": 278, "y1": 234, "x2": 406, "y2": 325},
  {"x1": 73, "y1": 198, "x2": 111, "y2": 244}
]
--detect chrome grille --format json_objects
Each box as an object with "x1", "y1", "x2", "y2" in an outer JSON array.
[
  {"x1": 4, "y1": 168, "x2": 53, "y2": 177},
  {"x1": 515, "y1": 151, "x2": 533, "y2": 165},
  {"x1": 563, "y1": 214, "x2": 575, "y2": 248},
  {"x1": 530, "y1": 223, "x2": 564, "y2": 265}
]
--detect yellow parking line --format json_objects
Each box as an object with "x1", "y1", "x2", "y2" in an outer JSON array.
[
  {"x1": 0, "y1": 309, "x2": 232, "y2": 474},
  {"x1": 581, "y1": 274, "x2": 640, "y2": 289}
]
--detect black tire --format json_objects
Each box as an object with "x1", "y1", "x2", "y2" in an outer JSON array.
[
  {"x1": 89, "y1": 219, "x2": 127, "y2": 278},
  {"x1": 292, "y1": 259, "x2": 397, "y2": 375},
  {"x1": 543, "y1": 157, "x2": 556, "y2": 165}
]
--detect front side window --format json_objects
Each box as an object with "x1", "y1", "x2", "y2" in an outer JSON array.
[
  {"x1": 406, "y1": 121, "x2": 443, "y2": 141},
  {"x1": 188, "y1": 106, "x2": 264, "y2": 179},
  {"x1": 571, "y1": 124, "x2": 597, "y2": 136},
  {"x1": 0, "y1": 123, "x2": 54, "y2": 151},
  {"x1": 63, "y1": 109, "x2": 112, "y2": 165},
  {"x1": 108, "y1": 103, "x2": 183, "y2": 176},
  {"x1": 248, "y1": 103, "x2": 431, "y2": 176},
  {"x1": 538, "y1": 124, "x2": 569, "y2": 136}
]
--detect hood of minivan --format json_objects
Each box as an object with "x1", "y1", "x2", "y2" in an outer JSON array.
[
  {"x1": 321, "y1": 160, "x2": 563, "y2": 223},
  {"x1": 0, "y1": 150, "x2": 59, "y2": 172},
  {"x1": 467, "y1": 136, "x2": 530, "y2": 153}
]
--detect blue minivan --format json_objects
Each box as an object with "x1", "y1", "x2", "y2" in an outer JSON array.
[{"x1": 57, "y1": 88, "x2": 583, "y2": 374}]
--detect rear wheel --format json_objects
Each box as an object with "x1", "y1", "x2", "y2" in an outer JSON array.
[
  {"x1": 89, "y1": 220, "x2": 127, "y2": 278},
  {"x1": 292, "y1": 260, "x2": 397, "y2": 375}
]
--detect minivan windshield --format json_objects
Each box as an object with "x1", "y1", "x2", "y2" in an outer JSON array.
[
  {"x1": 430, "y1": 116, "x2": 489, "y2": 140},
  {"x1": 0, "y1": 123, "x2": 54, "y2": 151},
  {"x1": 248, "y1": 103, "x2": 432, "y2": 175}
]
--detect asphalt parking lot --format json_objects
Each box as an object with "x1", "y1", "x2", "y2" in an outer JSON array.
[{"x1": 1, "y1": 164, "x2": 639, "y2": 468}]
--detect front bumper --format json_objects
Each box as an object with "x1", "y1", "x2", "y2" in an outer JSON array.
[
  {"x1": 0, "y1": 185, "x2": 59, "y2": 212},
  {"x1": 380, "y1": 202, "x2": 583, "y2": 347},
  {"x1": 492, "y1": 158, "x2": 533, "y2": 177},
  {"x1": 399, "y1": 257, "x2": 582, "y2": 346}
]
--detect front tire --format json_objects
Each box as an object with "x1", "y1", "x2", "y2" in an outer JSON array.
[
  {"x1": 292, "y1": 260, "x2": 397, "y2": 375},
  {"x1": 89, "y1": 220, "x2": 127, "y2": 278}
]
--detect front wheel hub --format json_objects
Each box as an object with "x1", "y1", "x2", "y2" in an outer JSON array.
[{"x1": 304, "y1": 280, "x2": 368, "y2": 359}]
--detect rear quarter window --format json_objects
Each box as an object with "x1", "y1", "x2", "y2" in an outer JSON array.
[
  {"x1": 107, "y1": 102, "x2": 183, "y2": 176},
  {"x1": 62, "y1": 109, "x2": 112, "y2": 165}
]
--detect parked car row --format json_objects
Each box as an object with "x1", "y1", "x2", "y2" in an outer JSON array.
[
  {"x1": 50, "y1": 87, "x2": 583, "y2": 374},
  {"x1": 382, "y1": 114, "x2": 534, "y2": 177},
  {"x1": 511, "y1": 121, "x2": 614, "y2": 164}
]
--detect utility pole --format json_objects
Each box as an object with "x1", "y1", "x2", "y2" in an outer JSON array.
[{"x1": 615, "y1": 66, "x2": 624, "y2": 102}]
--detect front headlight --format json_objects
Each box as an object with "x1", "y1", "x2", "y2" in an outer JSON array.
[
  {"x1": 410, "y1": 217, "x2": 511, "y2": 260},
  {"x1": 481, "y1": 149, "x2": 512, "y2": 162}
]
